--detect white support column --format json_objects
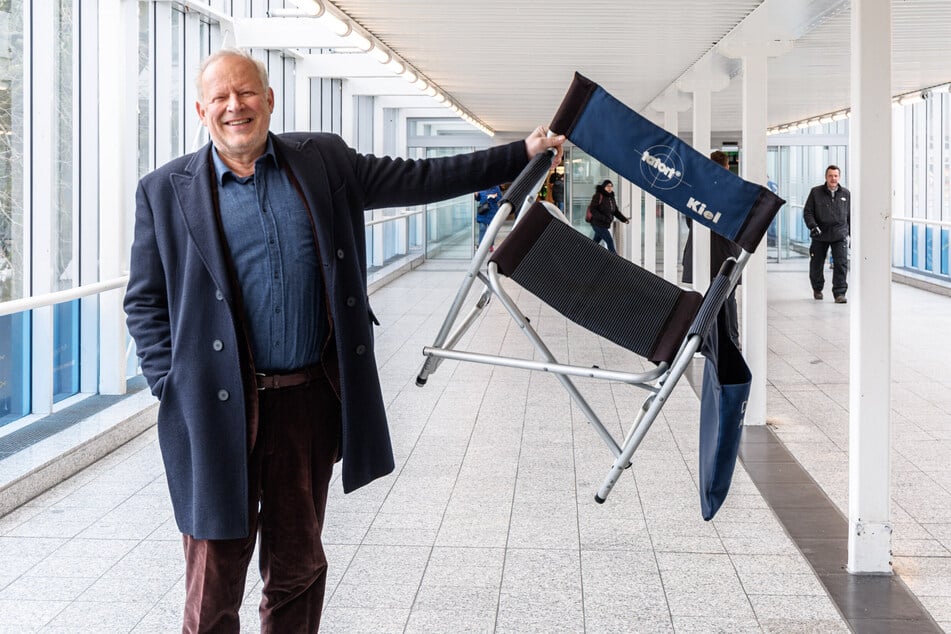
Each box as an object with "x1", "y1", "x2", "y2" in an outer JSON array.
[
  {"x1": 720, "y1": 24, "x2": 791, "y2": 427},
  {"x1": 689, "y1": 88, "x2": 712, "y2": 292},
  {"x1": 295, "y1": 65, "x2": 312, "y2": 131},
  {"x1": 678, "y1": 56, "x2": 730, "y2": 294},
  {"x1": 97, "y1": 0, "x2": 137, "y2": 395},
  {"x1": 739, "y1": 54, "x2": 769, "y2": 427},
  {"x1": 848, "y1": 0, "x2": 893, "y2": 575},
  {"x1": 627, "y1": 180, "x2": 641, "y2": 265},
  {"x1": 648, "y1": 89, "x2": 690, "y2": 283},
  {"x1": 663, "y1": 108, "x2": 680, "y2": 284},
  {"x1": 644, "y1": 192, "x2": 657, "y2": 273},
  {"x1": 340, "y1": 81, "x2": 355, "y2": 146}
]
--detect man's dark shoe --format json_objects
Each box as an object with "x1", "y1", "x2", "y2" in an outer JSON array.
[
  {"x1": 813, "y1": 291, "x2": 823, "y2": 300},
  {"x1": 834, "y1": 295, "x2": 847, "y2": 304}
]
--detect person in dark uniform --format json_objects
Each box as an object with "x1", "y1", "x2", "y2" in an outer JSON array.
[{"x1": 803, "y1": 165, "x2": 851, "y2": 303}]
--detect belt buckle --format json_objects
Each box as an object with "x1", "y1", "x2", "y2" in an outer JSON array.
[{"x1": 255, "y1": 372, "x2": 268, "y2": 391}]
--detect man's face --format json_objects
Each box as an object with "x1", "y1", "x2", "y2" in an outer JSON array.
[
  {"x1": 825, "y1": 168, "x2": 840, "y2": 189},
  {"x1": 196, "y1": 56, "x2": 274, "y2": 166}
]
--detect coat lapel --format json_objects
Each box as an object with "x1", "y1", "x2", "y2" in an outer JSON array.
[
  {"x1": 169, "y1": 144, "x2": 235, "y2": 307},
  {"x1": 272, "y1": 135, "x2": 336, "y2": 260}
]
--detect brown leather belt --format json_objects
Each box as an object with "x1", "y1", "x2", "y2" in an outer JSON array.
[{"x1": 255, "y1": 365, "x2": 321, "y2": 391}]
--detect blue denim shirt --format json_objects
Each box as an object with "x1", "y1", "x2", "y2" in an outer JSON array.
[{"x1": 212, "y1": 141, "x2": 325, "y2": 372}]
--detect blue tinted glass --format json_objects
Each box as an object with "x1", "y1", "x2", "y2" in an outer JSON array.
[
  {"x1": 0, "y1": 311, "x2": 31, "y2": 427},
  {"x1": 910, "y1": 224, "x2": 919, "y2": 268},
  {"x1": 942, "y1": 229, "x2": 949, "y2": 275},
  {"x1": 52, "y1": 299, "x2": 80, "y2": 402},
  {"x1": 925, "y1": 226, "x2": 934, "y2": 272}
]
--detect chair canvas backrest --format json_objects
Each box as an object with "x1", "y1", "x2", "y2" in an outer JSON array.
[{"x1": 550, "y1": 73, "x2": 785, "y2": 253}]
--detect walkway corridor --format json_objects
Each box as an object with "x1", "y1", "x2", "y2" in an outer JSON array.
[{"x1": 0, "y1": 260, "x2": 948, "y2": 632}]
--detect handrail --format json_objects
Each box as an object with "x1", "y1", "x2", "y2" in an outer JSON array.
[
  {"x1": 0, "y1": 276, "x2": 129, "y2": 317},
  {"x1": 893, "y1": 216, "x2": 951, "y2": 229},
  {"x1": 365, "y1": 208, "x2": 424, "y2": 228}
]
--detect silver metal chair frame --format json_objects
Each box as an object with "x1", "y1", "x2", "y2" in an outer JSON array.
[{"x1": 415, "y1": 150, "x2": 752, "y2": 503}]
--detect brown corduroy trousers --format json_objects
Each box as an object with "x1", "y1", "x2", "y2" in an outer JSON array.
[{"x1": 181, "y1": 373, "x2": 341, "y2": 633}]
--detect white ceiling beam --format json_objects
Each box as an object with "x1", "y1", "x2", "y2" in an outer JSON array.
[
  {"x1": 296, "y1": 54, "x2": 391, "y2": 79},
  {"x1": 233, "y1": 18, "x2": 350, "y2": 49}
]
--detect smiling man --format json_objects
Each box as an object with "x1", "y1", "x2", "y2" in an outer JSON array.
[{"x1": 124, "y1": 48, "x2": 564, "y2": 633}]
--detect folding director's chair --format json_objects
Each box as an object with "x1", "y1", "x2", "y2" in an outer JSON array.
[{"x1": 416, "y1": 73, "x2": 785, "y2": 519}]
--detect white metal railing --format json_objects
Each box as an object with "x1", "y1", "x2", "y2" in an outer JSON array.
[
  {"x1": 0, "y1": 276, "x2": 129, "y2": 317},
  {"x1": 365, "y1": 209, "x2": 424, "y2": 228},
  {"x1": 893, "y1": 216, "x2": 951, "y2": 229}
]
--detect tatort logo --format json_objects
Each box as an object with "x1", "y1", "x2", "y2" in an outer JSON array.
[
  {"x1": 686, "y1": 196, "x2": 722, "y2": 224},
  {"x1": 638, "y1": 145, "x2": 685, "y2": 191}
]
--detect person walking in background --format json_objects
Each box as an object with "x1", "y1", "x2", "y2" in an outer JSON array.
[
  {"x1": 803, "y1": 164, "x2": 851, "y2": 303},
  {"x1": 682, "y1": 150, "x2": 742, "y2": 347},
  {"x1": 587, "y1": 179, "x2": 628, "y2": 254},
  {"x1": 474, "y1": 185, "x2": 503, "y2": 251},
  {"x1": 549, "y1": 169, "x2": 565, "y2": 212},
  {"x1": 123, "y1": 48, "x2": 565, "y2": 633}
]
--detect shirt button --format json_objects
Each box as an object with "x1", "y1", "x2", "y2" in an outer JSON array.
[
  {"x1": 212, "y1": 339, "x2": 223, "y2": 351},
  {"x1": 346, "y1": 296, "x2": 356, "y2": 307},
  {"x1": 355, "y1": 344, "x2": 366, "y2": 355},
  {"x1": 217, "y1": 389, "x2": 229, "y2": 401},
  {"x1": 336, "y1": 249, "x2": 345, "y2": 259},
  {"x1": 215, "y1": 290, "x2": 224, "y2": 301}
]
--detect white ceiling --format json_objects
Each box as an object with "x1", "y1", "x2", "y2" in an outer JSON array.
[{"x1": 275, "y1": 0, "x2": 951, "y2": 142}]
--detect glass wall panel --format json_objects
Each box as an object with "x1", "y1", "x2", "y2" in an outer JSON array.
[
  {"x1": 170, "y1": 7, "x2": 184, "y2": 158},
  {"x1": 138, "y1": 1, "x2": 153, "y2": 177},
  {"x1": 0, "y1": 311, "x2": 29, "y2": 427},
  {"x1": 765, "y1": 128, "x2": 848, "y2": 262},
  {"x1": 0, "y1": 0, "x2": 25, "y2": 302},
  {"x1": 52, "y1": 0, "x2": 79, "y2": 402},
  {"x1": 53, "y1": 299, "x2": 79, "y2": 401},
  {"x1": 567, "y1": 146, "x2": 617, "y2": 234}
]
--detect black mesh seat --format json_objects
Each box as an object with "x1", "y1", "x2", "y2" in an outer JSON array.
[{"x1": 491, "y1": 202, "x2": 702, "y2": 364}]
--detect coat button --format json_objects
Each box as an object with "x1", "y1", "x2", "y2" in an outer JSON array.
[
  {"x1": 355, "y1": 344, "x2": 366, "y2": 355},
  {"x1": 217, "y1": 389, "x2": 229, "y2": 401},
  {"x1": 212, "y1": 339, "x2": 223, "y2": 351},
  {"x1": 336, "y1": 248, "x2": 345, "y2": 259},
  {"x1": 346, "y1": 296, "x2": 356, "y2": 307},
  {"x1": 215, "y1": 289, "x2": 224, "y2": 301}
]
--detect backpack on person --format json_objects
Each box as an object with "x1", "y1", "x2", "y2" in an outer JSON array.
[{"x1": 585, "y1": 194, "x2": 603, "y2": 223}]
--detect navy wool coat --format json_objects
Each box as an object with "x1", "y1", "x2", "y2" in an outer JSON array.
[{"x1": 124, "y1": 132, "x2": 530, "y2": 539}]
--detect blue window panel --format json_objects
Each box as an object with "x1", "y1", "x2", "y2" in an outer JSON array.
[
  {"x1": 925, "y1": 226, "x2": 934, "y2": 272},
  {"x1": 52, "y1": 299, "x2": 80, "y2": 403},
  {"x1": 910, "y1": 223, "x2": 919, "y2": 268},
  {"x1": 0, "y1": 311, "x2": 31, "y2": 427},
  {"x1": 942, "y1": 229, "x2": 949, "y2": 276}
]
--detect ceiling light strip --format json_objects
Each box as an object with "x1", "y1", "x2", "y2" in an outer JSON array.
[
  {"x1": 768, "y1": 81, "x2": 951, "y2": 135},
  {"x1": 285, "y1": 0, "x2": 494, "y2": 136}
]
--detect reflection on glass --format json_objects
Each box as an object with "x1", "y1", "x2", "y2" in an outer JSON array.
[
  {"x1": 0, "y1": 0, "x2": 24, "y2": 302},
  {"x1": 53, "y1": 0, "x2": 75, "y2": 293}
]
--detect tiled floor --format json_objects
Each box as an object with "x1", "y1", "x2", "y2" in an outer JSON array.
[{"x1": 0, "y1": 259, "x2": 948, "y2": 632}]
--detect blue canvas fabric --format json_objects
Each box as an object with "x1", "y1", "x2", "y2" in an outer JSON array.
[
  {"x1": 550, "y1": 73, "x2": 784, "y2": 253},
  {"x1": 698, "y1": 310, "x2": 751, "y2": 520}
]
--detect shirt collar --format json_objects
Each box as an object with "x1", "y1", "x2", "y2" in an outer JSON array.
[{"x1": 211, "y1": 136, "x2": 278, "y2": 184}]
